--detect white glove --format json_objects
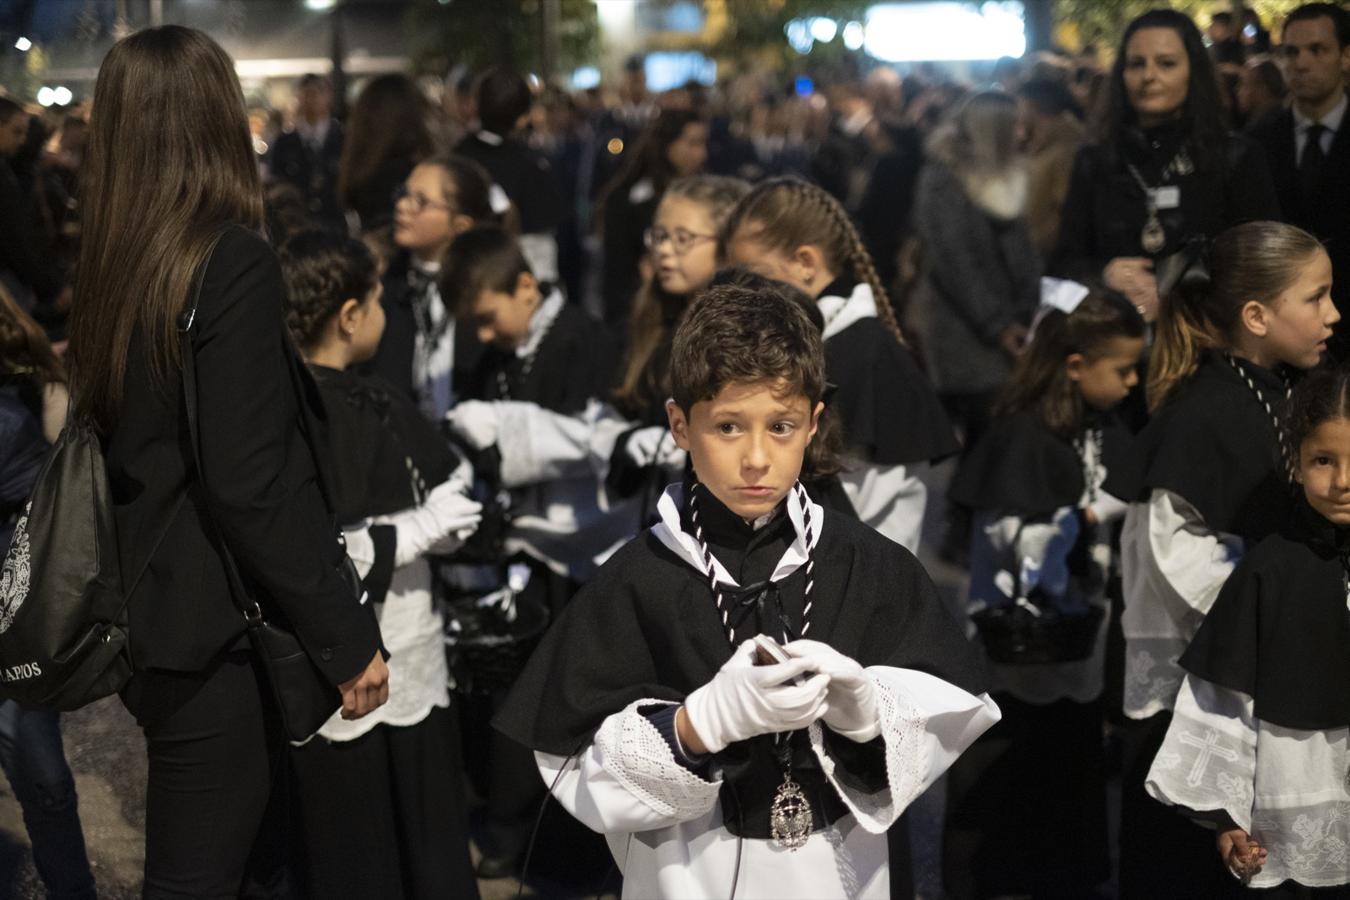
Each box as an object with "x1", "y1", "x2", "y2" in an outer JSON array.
[
  {"x1": 375, "y1": 480, "x2": 483, "y2": 566},
  {"x1": 445, "y1": 400, "x2": 499, "y2": 451},
  {"x1": 624, "y1": 425, "x2": 685, "y2": 469},
  {"x1": 783, "y1": 640, "x2": 880, "y2": 743},
  {"x1": 682, "y1": 639, "x2": 831, "y2": 754}
]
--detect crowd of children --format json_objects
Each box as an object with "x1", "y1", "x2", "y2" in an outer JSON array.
[{"x1": 246, "y1": 122, "x2": 1350, "y2": 899}]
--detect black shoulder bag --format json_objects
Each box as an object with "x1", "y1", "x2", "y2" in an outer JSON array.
[{"x1": 177, "y1": 273, "x2": 346, "y2": 744}]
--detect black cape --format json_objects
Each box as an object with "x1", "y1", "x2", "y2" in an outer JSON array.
[
  {"x1": 473, "y1": 302, "x2": 618, "y2": 415},
  {"x1": 495, "y1": 485, "x2": 987, "y2": 753},
  {"x1": 309, "y1": 366, "x2": 458, "y2": 524},
  {"x1": 949, "y1": 410, "x2": 1134, "y2": 517},
  {"x1": 495, "y1": 484, "x2": 986, "y2": 837},
  {"x1": 1179, "y1": 498, "x2": 1350, "y2": 731},
  {"x1": 1104, "y1": 350, "x2": 1292, "y2": 540},
  {"x1": 820, "y1": 280, "x2": 960, "y2": 467}
]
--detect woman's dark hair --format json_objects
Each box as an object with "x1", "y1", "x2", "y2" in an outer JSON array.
[
  {"x1": 1149, "y1": 221, "x2": 1325, "y2": 410},
  {"x1": 67, "y1": 26, "x2": 263, "y2": 430},
  {"x1": 0, "y1": 281, "x2": 65, "y2": 386},
  {"x1": 439, "y1": 225, "x2": 532, "y2": 318},
  {"x1": 279, "y1": 230, "x2": 379, "y2": 351},
  {"x1": 671, "y1": 282, "x2": 836, "y2": 476},
  {"x1": 475, "y1": 67, "x2": 532, "y2": 136},
  {"x1": 1095, "y1": 9, "x2": 1229, "y2": 173},
  {"x1": 595, "y1": 109, "x2": 704, "y2": 225},
  {"x1": 1286, "y1": 365, "x2": 1350, "y2": 457},
  {"x1": 338, "y1": 74, "x2": 434, "y2": 213},
  {"x1": 997, "y1": 289, "x2": 1146, "y2": 437}
]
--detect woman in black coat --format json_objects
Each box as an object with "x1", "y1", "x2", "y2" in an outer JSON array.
[
  {"x1": 1052, "y1": 9, "x2": 1279, "y2": 320},
  {"x1": 66, "y1": 27, "x2": 387, "y2": 898}
]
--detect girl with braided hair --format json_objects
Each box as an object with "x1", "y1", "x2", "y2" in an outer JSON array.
[{"x1": 723, "y1": 176, "x2": 958, "y2": 553}]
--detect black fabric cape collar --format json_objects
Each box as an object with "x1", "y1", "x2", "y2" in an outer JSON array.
[{"x1": 1180, "y1": 495, "x2": 1350, "y2": 730}]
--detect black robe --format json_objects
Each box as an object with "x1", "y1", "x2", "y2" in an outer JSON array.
[
  {"x1": 472, "y1": 302, "x2": 618, "y2": 415},
  {"x1": 1105, "y1": 350, "x2": 1292, "y2": 541},
  {"x1": 819, "y1": 278, "x2": 960, "y2": 467},
  {"x1": 495, "y1": 484, "x2": 987, "y2": 837},
  {"x1": 1180, "y1": 497, "x2": 1350, "y2": 731},
  {"x1": 949, "y1": 409, "x2": 1134, "y2": 518}
]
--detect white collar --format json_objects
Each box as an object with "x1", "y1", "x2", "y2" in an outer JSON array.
[
  {"x1": 1295, "y1": 93, "x2": 1348, "y2": 134},
  {"x1": 650, "y1": 482, "x2": 823, "y2": 588},
  {"x1": 516, "y1": 288, "x2": 564, "y2": 359},
  {"x1": 476, "y1": 129, "x2": 505, "y2": 146},
  {"x1": 411, "y1": 257, "x2": 441, "y2": 276},
  {"x1": 817, "y1": 281, "x2": 878, "y2": 340},
  {"x1": 296, "y1": 117, "x2": 331, "y2": 146}
]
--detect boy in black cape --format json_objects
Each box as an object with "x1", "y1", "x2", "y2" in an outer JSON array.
[{"x1": 494, "y1": 281, "x2": 998, "y2": 899}]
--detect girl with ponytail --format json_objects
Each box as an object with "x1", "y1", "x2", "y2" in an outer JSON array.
[
  {"x1": 944, "y1": 282, "x2": 1145, "y2": 896},
  {"x1": 721, "y1": 176, "x2": 958, "y2": 552},
  {"x1": 1116, "y1": 219, "x2": 1338, "y2": 893}
]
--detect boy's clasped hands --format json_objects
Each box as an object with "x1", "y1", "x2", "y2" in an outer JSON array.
[{"x1": 675, "y1": 638, "x2": 881, "y2": 756}]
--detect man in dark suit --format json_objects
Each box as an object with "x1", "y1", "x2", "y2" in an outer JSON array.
[
  {"x1": 265, "y1": 74, "x2": 346, "y2": 233},
  {"x1": 1251, "y1": 3, "x2": 1350, "y2": 352}
]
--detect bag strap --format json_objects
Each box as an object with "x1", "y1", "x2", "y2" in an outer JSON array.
[{"x1": 176, "y1": 237, "x2": 264, "y2": 626}]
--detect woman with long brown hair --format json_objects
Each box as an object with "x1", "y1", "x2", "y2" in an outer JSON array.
[
  {"x1": 67, "y1": 26, "x2": 387, "y2": 896},
  {"x1": 338, "y1": 73, "x2": 436, "y2": 232}
]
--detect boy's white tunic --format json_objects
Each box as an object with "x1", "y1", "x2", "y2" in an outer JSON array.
[{"x1": 533, "y1": 488, "x2": 1000, "y2": 899}]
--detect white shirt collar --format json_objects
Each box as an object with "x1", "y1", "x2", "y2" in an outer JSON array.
[
  {"x1": 476, "y1": 130, "x2": 505, "y2": 146},
  {"x1": 515, "y1": 288, "x2": 564, "y2": 359},
  {"x1": 818, "y1": 281, "x2": 879, "y2": 340},
  {"x1": 1295, "y1": 92, "x2": 1348, "y2": 134},
  {"x1": 296, "y1": 117, "x2": 331, "y2": 147},
  {"x1": 649, "y1": 482, "x2": 823, "y2": 589}
]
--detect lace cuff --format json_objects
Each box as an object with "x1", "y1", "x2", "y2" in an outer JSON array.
[
  {"x1": 593, "y1": 699, "x2": 723, "y2": 822},
  {"x1": 809, "y1": 672, "x2": 929, "y2": 835}
]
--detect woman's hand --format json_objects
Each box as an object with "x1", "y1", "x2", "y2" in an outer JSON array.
[
  {"x1": 1217, "y1": 826, "x2": 1267, "y2": 883},
  {"x1": 1103, "y1": 257, "x2": 1159, "y2": 322},
  {"x1": 338, "y1": 651, "x2": 390, "y2": 720}
]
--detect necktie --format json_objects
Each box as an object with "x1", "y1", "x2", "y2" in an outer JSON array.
[{"x1": 1299, "y1": 122, "x2": 1328, "y2": 216}]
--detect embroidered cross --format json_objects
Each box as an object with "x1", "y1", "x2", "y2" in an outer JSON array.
[{"x1": 1179, "y1": 729, "x2": 1239, "y2": 788}]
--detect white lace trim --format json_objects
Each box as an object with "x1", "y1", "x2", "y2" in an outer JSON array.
[
  {"x1": 1123, "y1": 638, "x2": 1186, "y2": 719},
  {"x1": 0, "y1": 504, "x2": 32, "y2": 635},
  {"x1": 593, "y1": 699, "x2": 723, "y2": 821},
  {"x1": 810, "y1": 674, "x2": 929, "y2": 835}
]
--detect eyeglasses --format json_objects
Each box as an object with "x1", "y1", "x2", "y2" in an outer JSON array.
[
  {"x1": 393, "y1": 183, "x2": 452, "y2": 214},
  {"x1": 643, "y1": 226, "x2": 716, "y2": 255}
]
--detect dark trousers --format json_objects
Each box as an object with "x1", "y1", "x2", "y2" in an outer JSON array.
[
  {"x1": 1119, "y1": 711, "x2": 1241, "y2": 900},
  {"x1": 944, "y1": 695, "x2": 1109, "y2": 899},
  {"x1": 0, "y1": 702, "x2": 96, "y2": 899},
  {"x1": 290, "y1": 706, "x2": 479, "y2": 900},
  {"x1": 121, "y1": 652, "x2": 289, "y2": 900}
]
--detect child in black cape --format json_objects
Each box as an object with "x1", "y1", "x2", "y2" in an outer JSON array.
[
  {"x1": 721, "y1": 175, "x2": 958, "y2": 554},
  {"x1": 943, "y1": 280, "x2": 1146, "y2": 898},
  {"x1": 279, "y1": 231, "x2": 484, "y2": 900},
  {"x1": 1114, "y1": 221, "x2": 1341, "y2": 895},
  {"x1": 494, "y1": 281, "x2": 998, "y2": 899},
  {"x1": 1146, "y1": 366, "x2": 1350, "y2": 896}
]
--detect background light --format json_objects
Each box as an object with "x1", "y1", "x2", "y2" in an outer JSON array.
[
  {"x1": 784, "y1": 18, "x2": 814, "y2": 55},
  {"x1": 36, "y1": 87, "x2": 54, "y2": 107},
  {"x1": 570, "y1": 66, "x2": 600, "y2": 91},
  {"x1": 809, "y1": 17, "x2": 838, "y2": 43},
  {"x1": 14, "y1": 37, "x2": 31, "y2": 52},
  {"x1": 304, "y1": 0, "x2": 337, "y2": 10},
  {"x1": 842, "y1": 21, "x2": 865, "y2": 51},
  {"x1": 864, "y1": 2, "x2": 1026, "y2": 62},
  {"x1": 53, "y1": 86, "x2": 72, "y2": 106}
]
